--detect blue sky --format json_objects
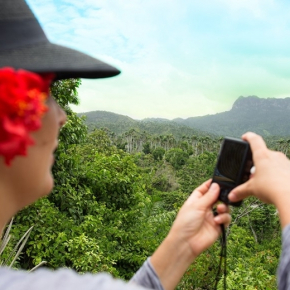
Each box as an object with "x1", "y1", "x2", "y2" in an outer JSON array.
[{"x1": 27, "y1": 0, "x2": 290, "y2": 119}]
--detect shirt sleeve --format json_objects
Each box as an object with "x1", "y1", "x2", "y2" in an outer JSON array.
[
  {"x1": 0, "y1": 260, "x2": 163, "y2": 290},
  {"x1": 130, "y1": 258, "x2": 164, "y2": 290},
  {"x1": 278, "y1": 223, "x2": 290, "y2": 290}
]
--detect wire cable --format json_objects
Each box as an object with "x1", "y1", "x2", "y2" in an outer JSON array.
[{"x1": 213, "y1": 212, "x2": 227, "y2": 290}]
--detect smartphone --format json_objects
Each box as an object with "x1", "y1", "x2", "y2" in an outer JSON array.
[{"x1": 212, "y1": 137, "x2": 253, "y2": 206}]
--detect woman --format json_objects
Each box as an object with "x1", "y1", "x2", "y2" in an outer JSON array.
[{"x1": 0, "y1": 1, "x2": 231, "y2": 289}]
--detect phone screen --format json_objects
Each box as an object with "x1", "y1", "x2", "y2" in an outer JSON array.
[{"x1": 213, "y1": 139, "x2": 248, "y2": 187}]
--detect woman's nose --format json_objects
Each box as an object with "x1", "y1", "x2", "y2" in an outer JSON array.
[{"x1": 58, "y1": 105, "x2": 67, "y2": 128}]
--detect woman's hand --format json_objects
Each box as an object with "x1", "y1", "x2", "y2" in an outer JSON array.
[
  {"x1": 151, "y1": 179, "x2": 230, "y2": 290},
  {"x1": 228, "y1": 132, "x2": 290, "y2": 228},
  {"x1": 168, "y1": 179, "x2": 230, "y2": 258}
]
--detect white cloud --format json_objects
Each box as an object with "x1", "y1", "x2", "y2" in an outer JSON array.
[
  {"x1": 27, "y1": 0, "x2": 290, "y2": 119},
  {"x1": 218, "y1": 0, "x2": 275, "y2": 18}
]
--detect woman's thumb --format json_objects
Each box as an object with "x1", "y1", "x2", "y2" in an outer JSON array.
[
  {"x1": 228, "y1": 181, "x2": 252, "y2": 203},
  {"x1": 200, "y1": 183, "x2": 220, "y2": 207}
]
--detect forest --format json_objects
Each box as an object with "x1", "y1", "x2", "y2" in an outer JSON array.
[
  {"x1": 81, "y1": 95, "x2": 290, "y2": 138},
  {"x1": 2, "y1": 79, "x2": 288, "y2": 289}
]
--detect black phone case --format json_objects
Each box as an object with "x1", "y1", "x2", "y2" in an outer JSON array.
[{"x1": 212, "y1": 137, "x2": 252, "y2": 206}]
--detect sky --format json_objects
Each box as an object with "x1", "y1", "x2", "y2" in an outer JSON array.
[{"x1": 27, "y1": 0, "x2": 290, "y2": 120}]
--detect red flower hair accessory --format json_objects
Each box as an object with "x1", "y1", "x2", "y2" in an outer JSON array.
[{"x1": 0, "y1": 67, "x2": 54, "y2": 165}]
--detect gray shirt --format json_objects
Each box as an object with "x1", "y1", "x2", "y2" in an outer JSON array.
[
  {"x1": 278, "y1": 224, "x2": 290, "y2": 290},
  {"x1": 2, "y1": 227, "x2": 289, "y2": 290},
  {"x1": 0, "y1": 257, "x2": 164, "y2": 290}
]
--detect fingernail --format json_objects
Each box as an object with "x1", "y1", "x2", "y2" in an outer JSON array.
[
  {"x1": 214, "y1": 216, "x2": 221, "y2": 223},
  {"x1": 210, "y1": 183, "x2": 218, "y2": 191},
  {"x1": 228, "y1": 192, "x2": 237, "y2": 201}
]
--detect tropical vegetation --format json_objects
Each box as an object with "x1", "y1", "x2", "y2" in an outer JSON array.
[{"x1": 3, "y1": 79, "x2": 287, "y2": 289}]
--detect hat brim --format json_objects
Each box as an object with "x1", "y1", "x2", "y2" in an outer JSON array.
[{"x1": 0, "y1": 42, "x2": 120, "y2": 80}]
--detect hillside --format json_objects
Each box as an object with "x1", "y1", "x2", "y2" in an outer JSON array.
[
  {"x1": 78, "y1": 111, "x2": 206, "y2": 138},
  {"x1": 174, "y1": 96, "x2": 290, "y2": 137},
  {"x1": 78, "y1": 96, "x2": 290, "y2": 137},
  {"x1": 78, "y1": 111, "x2": 136, "y2": 134}
]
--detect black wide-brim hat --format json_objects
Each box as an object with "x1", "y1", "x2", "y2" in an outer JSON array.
[{"x1": 0, "y1": 0, "x2": 120, "y2": 80}]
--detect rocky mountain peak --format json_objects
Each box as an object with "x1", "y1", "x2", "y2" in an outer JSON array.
[{"x1": 232, "y1": 95, "x2": 290, "y2": 111}]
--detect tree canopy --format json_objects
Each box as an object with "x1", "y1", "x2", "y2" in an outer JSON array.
[{"x1": 8, "y1": 79, "x2": 284, "y2": 289}]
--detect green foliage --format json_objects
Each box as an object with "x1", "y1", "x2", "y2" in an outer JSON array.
[
  {"x1": 142, "y1": 142, "x2": 151, "y2": 154},
  {"x1": 175, "y1": 96, "x2": 290, "y2": 137},
  {"x1": 14, "y1": 124, "x2": 173, "y2": 278},
  {"x1": 14, "y1": 198, "x2": 118, "y2": 273},
  {"x1": 178, "y1": 151, "x2": 217, "y2": 193},
  {"x1": 231, "y1": 199, "x2": 280, "y2": 244},
  {"x1": 178, "y1": 244, "x2": 221, "y2": 290},
  {"x1": 51, "y1": 79, "x2": 87, "y2": 151},
  {"x1": 50, "y1": 79, "x2": 81, "y2": 110},
  {"x1": 151, "y1": 162, "x2": 179, "y2": 192},
  {"x1": 10, "y1": 81, "x2": 289, "y2": 289},
  {"x1": 179, "y1": 141, "x2": 189, "y2": 152},
  {"x1": 81, "y1": 111, "x2": 205, "y2": 138},
  {"x1": 165, "y1": 148, "x2": 189, "y2": 169},
  {"x1": 152, "y1": 147, "x2": 165, "y2": 161},
  {"x1": 216, "y1": 225, "x2": 278, "y2": 290},
  {"x1": 220, "y1": 268, "x2": 276, "y2": 290},
  {"x1": 80, "y1": 96, "x2": 290, "y2": 138},
  {"x1": 178, "y1": 224, "x2": 279, "y2": 290},
  {"x1": 0, "y1": 219, "x2": 34, "y2": 269},
  {"x1": 157, "y1": 190, "x2": 188, "y2": 211}
]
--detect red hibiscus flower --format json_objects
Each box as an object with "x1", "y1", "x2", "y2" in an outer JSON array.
[{"x1": 0, "y1": 67, "x2": 54, "y2": 165}]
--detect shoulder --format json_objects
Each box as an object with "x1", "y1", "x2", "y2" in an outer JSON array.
[
  {"x1": 0, "y1": 267, "x2": 147, "y2": 290},
  {"x1": 278, "y1": 224, "x2": 290, "y2": 290}
]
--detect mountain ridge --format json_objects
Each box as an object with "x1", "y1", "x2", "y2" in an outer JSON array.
[{"x1": 78, "y1": 96, "x2": 290, "y2": 137}]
